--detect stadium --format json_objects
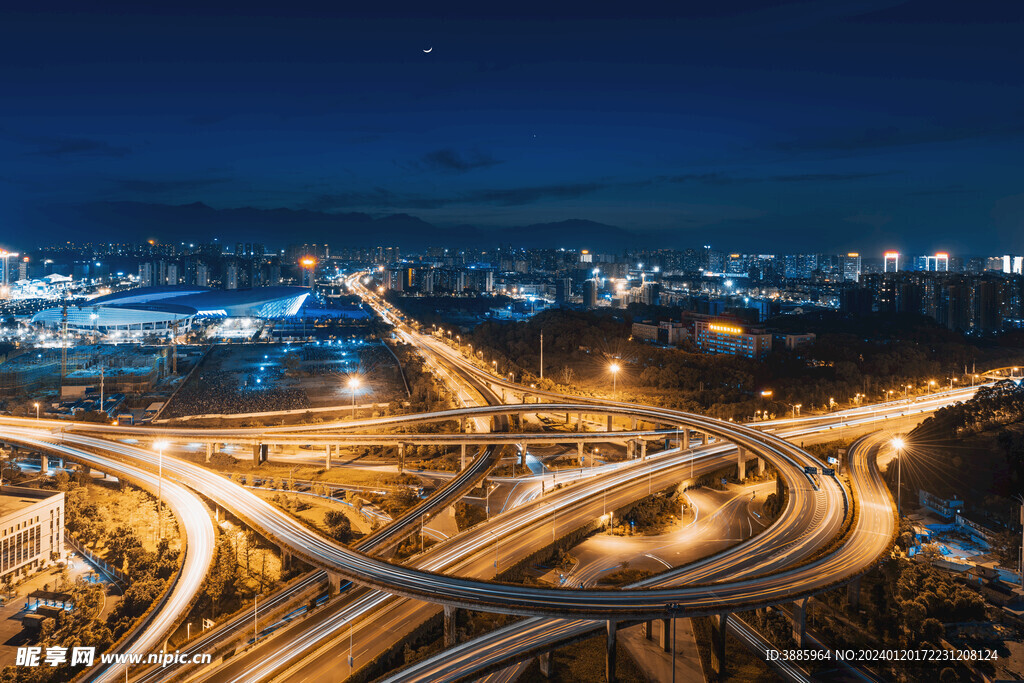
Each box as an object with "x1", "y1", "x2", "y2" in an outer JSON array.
[{"x1": 30, "y1": 286, "x2": 310, "y2": 334}]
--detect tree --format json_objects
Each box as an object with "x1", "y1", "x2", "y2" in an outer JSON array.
[
  {"x1": 921, "y1": 617, "x2": 944, "y2": 644},
  {"x1": 324, "y1": 510, "x2": 354, "y2": 543}
]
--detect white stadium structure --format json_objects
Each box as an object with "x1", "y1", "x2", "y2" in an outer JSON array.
[{"x1": 31, "y1": 286, "x2": 310, "y2": 334}]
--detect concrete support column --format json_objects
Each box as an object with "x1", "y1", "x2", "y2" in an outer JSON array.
[
  {"x1": 538, "y1": 651, "x2": 552, "y2": 678},
  {"x1": 398, "y1": 444, "x2": 405, "y2": 472},
  {"x1": 640, "y1": 441, "x2": 647, "y2": 460},
  {"x1": 659, "y1": 618, "x2": 672, "y2": 652},
  {"x1": 627, "y1": 440, "x2": 634, "y2": 459},
  {"x1": 520, "y1": 442, "x2": 527, "y2": 468},
  {"x1": 757, "y1": 456, "x2": 765, "y2": 476},
  {"x1": 444, "y1": 605, "x2": 456, "y2": 647},
  {"x1": 461, "y1": 444, "x2": 467, "y2": 470},
  {"x1": 577, "y1": 442, "x2": 584, "y2": 464},
  {"x1": 606, "y1": 415, "x2": 613, "y2": 432},
  {"x1": 682, "y1": 429, "x2": 690, "y2": 450},
  {"x1": 576, "y1": 413, "x2": 582, "y2": 430},
  {"x1": 792, "y1": 597, "x2": 808, "y2": 647},
  {"x1": 848, "y1": 575, "x2": 862, "y2": 611},
  {"x1": 252, "y1": 444, "x2": 261, "y2": 466},
  {"x1": 40, "y1": 455, "x2": 48, "y2": 475},
  {"x1": 644, "y1": 620, "x2": 654, "y2": 640},
  {"x1": 605, "y1": 620, "x2": 617, "y2": 683},
  {"x1": 630, "y1": 416, "x2": 637, "y2": 430},
  {"x1": 280, "y1": 548, "x2": 290, "y2": 570},
  {"x1": 711, "y1": 613, "x2": 729, "y2": 675},
  {"x1": 737, "y1": 448, "x2": 746, "y2": 481},
  {"x1": 460, "y1": 417, "x2": 467, "y2": 433},
  {"x1": 325, "y1": 444, "x2": 332, "y2": 470},
  {"x1": 326, "y1": 571, "x2": 344, "y2": 594},
  {"x1": 205, "y1": 443, "x2": 213, "y2": 463}
]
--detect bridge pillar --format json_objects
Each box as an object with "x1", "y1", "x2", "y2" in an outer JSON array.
[
  {"x1": 659, "y1": 618, "x2": 672, "y2": 652},
  {"x1": 280, "y1": 548, "x2": 290, "y2": 570},
  {"x1": 711, "y1": 613, "x2": 729, "y2": 675},
  {"x1": 520, "y1": 442, "x2": 527, "y2": 468},
  {"x1": 792, "y1": 596, "x2": 808, "y2": 647},
  {"x1": 576, "y1": 413, "x2": 582, "y2": 430},
  {"x1": 578, "y1": 442, "x2": 584, "y2": 464},
  {"x1": 40, "y1": 455, "x2": 48, "y2": 475},
  {"x1": 205, "y1": 443, "x2": 213, "y2": 463},
  {"x1": 326, "y1": 571, "x2": 345, "y2": 594},
  {"x1": 630, "y1": 416, "x2": 637, "y2": 430},
  {"x1": 640, "y1": 440, "x2": 647, "y2": 460},
  {"x1": 757, "y1": 456, "x2": 765, "y2": 476},
  {"x1": 460, "y1": 417, "x2": 467, "y2": 433},
  {"x1": 605, "y1": 620, "x2": 617, "y2": 683},
  {"x1": 252, "y1": 444, "x2": 261, "y2": 466},
  {"x1": 644, "y1": 620, "x2": 653, "y2": 640},
  {"x1": 682, "y1": 429, "x2": 689, "y2": 450},
  {"x1": 848, "y1": 575, "x2": 861, "y2": 610},
  {"x1": 538, "y1": 651, "x2": 553, "y2": 677},
  {"x1": 461, "y1": 444, "x2": 467, "y2": 470},
  {"x1": 606, "y1": 415, "x2": 613, "y2": 432},
  {"x1": 325, "y1": 444, "x2": 332, "y2": 470},
  {"x1": 398, "y1": 444, "x2": 405, "y2": 472},
  {"x1": 444, "y1": 605, "x2": 457, "y2": 647},
  {"x1": 627, "y1": 440, "x2": 634, "y2": 459},
  {"x1": 737, "y1": 448, "x2": 746, "y2": 481}
]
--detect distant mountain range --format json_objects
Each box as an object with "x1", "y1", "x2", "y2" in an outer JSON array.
[{"x1": 25, "y1": 201, "x2": 647, "y2": 251}]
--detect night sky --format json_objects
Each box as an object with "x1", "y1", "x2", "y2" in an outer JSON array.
[{"x1": 2, "y1": 1, "x2": 1024, "y2": 253}]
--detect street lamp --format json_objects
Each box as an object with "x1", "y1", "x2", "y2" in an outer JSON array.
[
  {"x1": 892, "y1": 438, "x2": 904, "y2": 517},
  {"x1": 347, "y1": 376, "x2": 361, "y2": 417},
  {"x1": 928, "y1": 380, "x2": 936, "y2": 394},
  {"x1": 154, "y1": 440, "x2": 169, "y2": 539},
  {"x1": 609, "y1": 362, "x2": 620, "y2": 396},
  {"x1": 33, "y1": 402, "x2": 39, "y2": 419}
]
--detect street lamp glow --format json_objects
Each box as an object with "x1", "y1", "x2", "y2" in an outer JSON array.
[
  {"x1": 154, "y1": 440, "x2": 170, "y2": 451},
  {"x1": 892, "y1": 438, "x2": 904, "y2": 450},
  {"x1": 609, "y1": 362, "x2": 621, "y2": 396},
  {"x1": 347, "y1": 377, "x2": 361, "y2": 391}
]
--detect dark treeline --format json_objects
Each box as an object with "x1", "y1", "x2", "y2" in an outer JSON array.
[{"x1": 458, "y1": 308, "x2": 1020, "y2": 419}]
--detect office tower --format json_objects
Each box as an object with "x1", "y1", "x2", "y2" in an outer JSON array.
[
  {"x1": 883, "y1": 251, "x2": 900, "y2": 272},
  {"x1": 841, "y1": 253, "x2": 861, "y2": 282}
]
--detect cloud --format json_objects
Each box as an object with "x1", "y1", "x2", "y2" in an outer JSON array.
[
  {"x1": 771, "y1": 120, "x2": 1024, "y2": 153},
  {"x1": 113, "y1": 178, "x2": 231, "y2": 193},
  {"x1": 659, "y1": 171, "x2": 891, "y2": 185},
  {"x1": 417, "y1": 148, "x2": 503, "y2": 173},
  {"x1": 30, "y1": 136, "x2": 132, "y2": 158}
]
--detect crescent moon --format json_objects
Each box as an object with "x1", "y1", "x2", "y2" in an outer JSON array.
[{"x1": 423, "y1": 47, "x2": 432, "y2": 53}]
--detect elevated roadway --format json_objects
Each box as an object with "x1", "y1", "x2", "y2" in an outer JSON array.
[{"x1": 0, "y1": 428, "x2": 216, "y2": 683}]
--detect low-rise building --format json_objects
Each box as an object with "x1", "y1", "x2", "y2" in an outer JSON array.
[
  {"x1": 0, "y1": 486, "x2": 64, "y2": 580},
  {"x1": 693, "y1": 319, "x2": 772, "y2": 359},
  {"x1": 631, "y1": 320, "x2": 689, "y2": 346}
]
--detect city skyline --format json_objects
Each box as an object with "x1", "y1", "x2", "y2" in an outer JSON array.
[{"x1": 3, "y1": 1, "x2": 1024, "y2": 252}]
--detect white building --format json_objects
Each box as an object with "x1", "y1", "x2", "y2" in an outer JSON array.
[{"x1": 0, "y1": 486, "x2": 64, "y2": 580}]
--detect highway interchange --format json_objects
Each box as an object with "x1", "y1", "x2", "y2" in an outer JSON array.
[{"x1": 0, "y1": 277, "x2": 991, "y2": 682}]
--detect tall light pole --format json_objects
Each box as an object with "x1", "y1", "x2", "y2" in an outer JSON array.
[
  {"x1": 609, "y1": 362, "x2": 620, "y2": 397},
  {"x1": 154, "y1": 440, "x2": 169, "y2": 539},
  {"x1": 539, "y1": 329, "x2": 543, "y2": 380},
  {"x1": 928, "y1": 380, "x2": 935, "y2": 394},
  {"x1": 896, "y1": 439, "x2": 905, "y2": 517},
  {"x1": 347, "y1": 376, "x2": 361, "y2": 417},
  {"x1": 33, "y1": 402, "x2": 39, "y2": 419}
]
